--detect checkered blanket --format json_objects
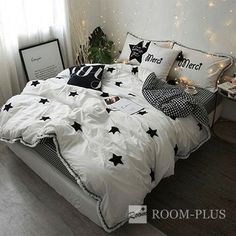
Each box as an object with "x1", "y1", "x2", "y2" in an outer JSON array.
[{"x1": 142, "y1": 73, "x2": 209, "y2": 127}]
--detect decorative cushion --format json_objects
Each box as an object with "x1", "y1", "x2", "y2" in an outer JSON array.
[
  {"x1": 118, "y1": 33, "x2": 174, "y2": 65},
  {"x1": 67, "y1": 65, "x2": 105, "y2": 91},
  {"x1": 169, "y1": 43, "x2": 233, "y2": 92},
  {"x1": 140, "y1": 42, "x2": 181, "y2": 79}
]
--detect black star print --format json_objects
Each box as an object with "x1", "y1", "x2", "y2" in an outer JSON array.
[
  {"x1": 131, "y1": 67, "x2": 138, "y2": 75},
  {"x1": 176, "y1": 51, "x2": 184, "y2": 61},
  {"x1": 115, "y1": 82, "x2": 123, "y2": 87},
  {"x1": 3, "y1": 103, "x2": 13, "y2": 112},
  {"x1": 39, "y1": 98, "x2": 49, "y2": 104},
  {"x1": 31, "y1": 81, "x2": 40, "y2": 87},
  {"x1": 174, "y1": 144, "x2": 178, "y2": 155},
  {"x1": 69, "y1": 92, "x2": 78, "y2": 97},
  {"x1": 40, "y1": 116, "x2": 50, "y2": 121},
  {"x1": 129, "y1": 41, "x2": 150, "y2": 63},
  {"x1": 109, "y1": 126, "x2": 120, "y2": 134},
  {"x1": 109, "y1": 154, "x2": 123, "y2": 166},
  {"x1": 128, "y1": 93, "x2": 136, "y2": 97},
  {"x1": 138, "y1": 110, "x2": 147, "y2": 115},
  {"x1": 146, "y1": 127, "x2": 158, "y2": 138},
  {"x1": 107, "y1": 67, "x2": 115, "y2": 73},
  {"x1": 71, "y1": 121, "x2": 82, "y2": 132},
  {"x1": 106, "y1": 108, "x2": 111, "y2": 113},
  {"x1": 197, "y1": 123, "x2": 203, "y2": 131},
  {"x1": 150, "y1": 169, "x2": 155, "y2": 182},
  {"x1": 100, "y1": 92, "x2": 109, "y2": 97}
]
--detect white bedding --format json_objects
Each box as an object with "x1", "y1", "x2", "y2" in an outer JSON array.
[{"x1": 0, "y1": 64, "x2": 210, "y2": 232}]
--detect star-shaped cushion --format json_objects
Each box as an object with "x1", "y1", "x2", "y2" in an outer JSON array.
[{"x1": 129, "y1": 41, "x2": 150, "y2": 63}]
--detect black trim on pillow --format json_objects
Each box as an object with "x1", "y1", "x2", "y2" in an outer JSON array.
[{"x1": 127, "y1": 32, "x2": 175, "y2": 49}]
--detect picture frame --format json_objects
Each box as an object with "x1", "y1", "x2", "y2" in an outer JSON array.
[{"x1": 19, "y1": 39, "x2": 65, "y2": 81}]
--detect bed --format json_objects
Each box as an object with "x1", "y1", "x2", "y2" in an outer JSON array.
[{"x1": 0, "y1": 35, "x2": 232, "y2": 232}]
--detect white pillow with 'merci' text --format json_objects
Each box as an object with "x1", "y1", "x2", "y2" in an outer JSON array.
[
  {"x1": 140, "y1": 42, "x2": 181, "y2": 79},
  {"x1": 169, "y1": 43, "x2": 232, "y2": 92}
]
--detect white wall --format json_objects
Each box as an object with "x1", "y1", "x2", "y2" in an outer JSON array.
[
  {"x1": 100, "y1": 0, "x2": 236, "y2": 60},
  {"x1": 77, "y1": 0, "x2": 236, "y2": 120}
]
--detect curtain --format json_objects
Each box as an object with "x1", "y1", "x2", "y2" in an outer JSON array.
[{"x1": 0, "y1": 0, "x2": 73, "y2": 106}]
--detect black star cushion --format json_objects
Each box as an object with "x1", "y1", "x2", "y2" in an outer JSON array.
[
  {"x1": 197, "y1": 123, "x2": 203, "y2": 131},
  {"x1": 107, "y1": 67, "x2": 115, "y2": 73},
  {"x1": 150, "y1": 169, "x2": 155, "y2": 182},
  {"x1": 40, "y1": 116, "x2": 50, "y2": 121},
  {"x1": 137, "y1": 110, "x2": 147, "y2": 115},
  {"x1": 3, "y1": 103, "x2": 13, "y2": 112},
  {"x1": 131, "y1": 67, "x2": 138, "y2": 75},
  {"x1": 174, "y1": 144, "x2": 178, "y2": 155},
  {"x1": 31, "y1": 81, "x2": 40, "y2": 87},
  {"x1": 109, "y1": 154, "x2": 123, "y2": 166},
  {"x1": 109, "y1": 126, "x2": 120, "y2": 134},
  {"x1": 39, "y1": 98, "x2": 49, "y2": 104},
  {"x1": 115, "y1": 82, "x2": 123, "y2": 87},
  {"x1": 69, "y1": 92, "x2": 78, "y2": 97},
  {"x1": 100, "y1": 92, "x2": 109, "y2": 97},
  {"x1": 129, "y1": 41, "x2": 150, "y2": 63},
  {"x1": 71, "y1": 121, "x2": 82, "y2": 132},
  {"x1": 67, "y1": 65, "x2": 105, "y2": 91},
  {"x1": 146, "y1": 127, "x2": 158, "y2": 138}
]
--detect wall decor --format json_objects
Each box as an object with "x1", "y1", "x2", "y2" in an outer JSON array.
[{"x1": 19, "y1": 39, "x2": 65, "y2": 81}]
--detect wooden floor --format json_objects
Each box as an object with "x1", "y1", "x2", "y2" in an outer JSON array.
[
  {"x1": 0, "y1": 133, "x2": 235, "y2": 236},
  {"x1": 145, "y1": 133, "x2": 236, "y2": 236},
  {"x1": 0, "y1": 142, "x2": 164, "y2": 236}
]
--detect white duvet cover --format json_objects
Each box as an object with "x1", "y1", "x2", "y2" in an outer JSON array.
[{"x1": 0, "y1": 64, "x2": 210, "y2": 232}]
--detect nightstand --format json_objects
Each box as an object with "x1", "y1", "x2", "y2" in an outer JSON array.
[{"x1": 212, "y1": 86, "x2": 236, "y2": 144}]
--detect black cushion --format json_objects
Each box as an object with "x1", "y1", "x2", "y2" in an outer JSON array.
[{"x1": 67, "y1": 65, "x2": 105, "y2": 91}]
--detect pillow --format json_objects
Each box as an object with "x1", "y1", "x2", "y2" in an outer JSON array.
[
  {"x1": 118, "y1": 33, "x2": 174, "y2": 65},
  {"x1": 56, "y1": 65, "x2": 84, "y2": 79},
  {"x1": 140, "y1": 42, "x2": 181, "y2": 79},
  {"x1": 169, "y1": 43, "x2": 233, "y2": 92},
  {"x1": 67, "y1": 65, "x2": 105, "y2": 91}
]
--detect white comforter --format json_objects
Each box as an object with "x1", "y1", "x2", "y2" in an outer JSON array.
[{"x1": 0, "y1": 64, "x2": 210, "y2": 232}]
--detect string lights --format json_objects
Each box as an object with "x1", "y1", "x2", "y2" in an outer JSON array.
[{"x1": 79, "y1": 0, "x2": 235, "y2": 62}]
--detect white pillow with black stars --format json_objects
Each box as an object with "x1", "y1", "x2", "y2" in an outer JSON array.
[
  {"x1": 118, "y1": 33, "x2": 174, "y2": 65},
  {"x1": 169, "y1": 43, "x2": 233, "y2": 92},
  {"x1": 140, "y1": 42, "x2": 181, "y2": 80}
]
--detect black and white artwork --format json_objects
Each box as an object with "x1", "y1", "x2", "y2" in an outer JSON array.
[{"x1": 19, "y1": 39, "x2": 65, "y2": 81}]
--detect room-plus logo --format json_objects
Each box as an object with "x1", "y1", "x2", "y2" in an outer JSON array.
[{"x1": 128, "y1": 205, "x2": 147, "y2": 224}]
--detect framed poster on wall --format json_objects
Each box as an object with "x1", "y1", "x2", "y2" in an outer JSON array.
[{"x1": 19, "y1": 39, "x2": 65, "y2": 81}]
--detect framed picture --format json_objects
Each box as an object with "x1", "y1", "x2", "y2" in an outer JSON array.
[{"x1": 19, "y1": 39, "x2": 65, "y2": 81}]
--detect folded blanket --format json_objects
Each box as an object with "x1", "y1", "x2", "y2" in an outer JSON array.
[{"x1": 142, "y1": 73, "x2": 209, "y2": 127}]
